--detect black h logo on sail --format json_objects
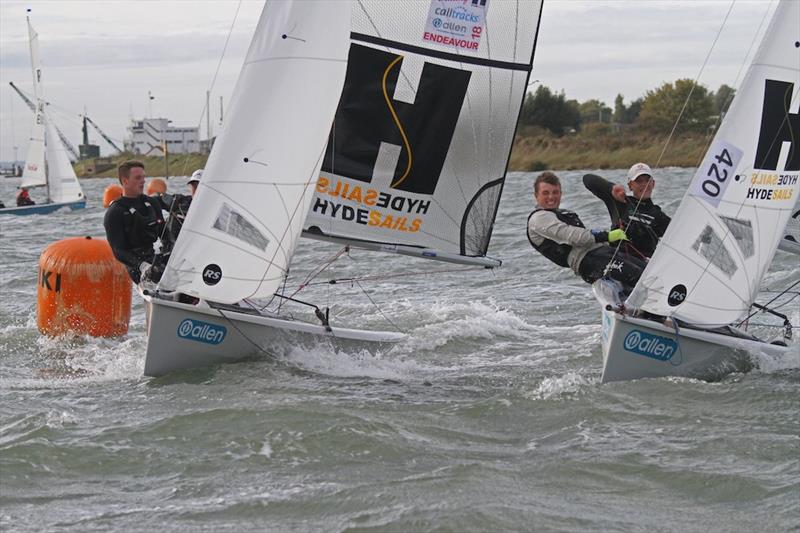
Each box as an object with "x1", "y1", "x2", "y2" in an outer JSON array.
[
  {"x1": 322, "y1": 44, "x2": 471, "y2": 195},
  {"x1": 755, "y1": 80, "x2": 799, "y2": 171}
]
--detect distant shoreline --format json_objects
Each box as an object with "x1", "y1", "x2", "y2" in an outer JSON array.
[{"x1": 72, "y1": 129, "x2": 707, "y2": 179}]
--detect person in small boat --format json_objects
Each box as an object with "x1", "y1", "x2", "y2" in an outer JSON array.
[
  {"x1": 582, "y1": 163, "x2": 671, "y2": 258},
  {"x1": 527, "y1": 171, "x2": 646, "y2": 289},
  {"x1": 16, "y1": 188, "x2": 35, "y2": 207},
  {"x1": 0, "y1": 200, "x2": 5, "y2": 208},
  {"x1": 103, "y1": 160, "x2": 190, "y2": 284}
]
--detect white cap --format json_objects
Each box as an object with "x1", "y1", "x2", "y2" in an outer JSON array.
[
  {"x1": 627, "y1": 162, "x2": 653, "y2": 182},
  {"x1": 188, "y1": 169, "x2": 203, "y2": 184}
]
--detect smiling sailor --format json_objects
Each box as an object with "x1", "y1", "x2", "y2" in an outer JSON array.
[{"x1": 527, "y1": 171, "x2": 646, "y2": 290}]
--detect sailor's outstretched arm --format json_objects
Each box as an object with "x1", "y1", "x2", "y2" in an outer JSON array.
[
  {"x1": 583, "y1": 173, "x2": 625, "y2": 225},
  {"x1": 529, "y1": 210, "x2": 596, "y2": 246}
]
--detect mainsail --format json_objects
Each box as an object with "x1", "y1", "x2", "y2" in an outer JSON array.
[
  {"x1": 20, "y1": 16, "x2": 45, "y2": 190},
  {"x1": 160, "y1": 0, "x2": 351, "y2": 303},
  {"x1": 44, "y1": 119, "x2": 83, "y2": 203},
  {"x1": 626, "y1": 0, "x2": 800, "y2": 327},
  {"x1": 302, "y1": 0, "x2": 543, "y2": 267}
]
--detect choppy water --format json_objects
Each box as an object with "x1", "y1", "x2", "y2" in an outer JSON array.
[{"x1": 1, "y1": 169, "x2": 798, "y2": 532}]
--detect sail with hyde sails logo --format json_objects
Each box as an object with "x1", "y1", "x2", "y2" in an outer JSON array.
[{"x1": 423, "y1": 0, "x2": 489, "y2": 51}]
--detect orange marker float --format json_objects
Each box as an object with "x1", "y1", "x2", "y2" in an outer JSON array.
[
  {"x1": 146, "y1": 178, "x2": 167, "y2": 195},
  {"x1": 102, "y1": 184, "x2": 123, "y2": 208},
  {"x1": 37, "y1": 236, "x2": 131, "y2": 337}
]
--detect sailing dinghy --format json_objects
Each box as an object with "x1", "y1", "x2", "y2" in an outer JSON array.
[
  {"x1": 1, "y1": 15, "x2": 86, "y2": 216},
  {"x1": 596, "y1": 0, "x2": 799, "y2": 383},
  {"x1": 143, "y1": 0, "x2": 542, "y2": 375}
]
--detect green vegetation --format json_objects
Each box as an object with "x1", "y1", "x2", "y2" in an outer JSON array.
[
  {"x1": 74, "y1": 152, "x2": 208, "y2": 178},
  {"x1": 509, "y1": 125, "x2": 711, "y2": 171},
  {"x1": 73, "y1": 78, "x2": 734, "y2": 177},
  {"x1": 510, "y1": 78, "x2": 734, "y2": 171}
]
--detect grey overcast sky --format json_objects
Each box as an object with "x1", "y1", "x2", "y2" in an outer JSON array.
[{"x1": 0, "y1": 0, "x2": 778, "y2": 161}]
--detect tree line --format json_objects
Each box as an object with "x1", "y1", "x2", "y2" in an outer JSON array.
[{"x1": 520, "y1": 79, "x2": 736, "y2": 136}]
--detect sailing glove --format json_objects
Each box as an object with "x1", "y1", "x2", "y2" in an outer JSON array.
[{"x1": 591, "y1": 229, "x2": 628, "y2": 243}]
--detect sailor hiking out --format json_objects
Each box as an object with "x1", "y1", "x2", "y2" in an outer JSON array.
[
  {"x1": 583, "y1": 163, "x2": 671, "y2": 258},
  {"x1": 527, "y1": 171, "x2": 645, "y2": 289}
]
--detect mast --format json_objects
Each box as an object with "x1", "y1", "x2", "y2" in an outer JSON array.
[{"x1": 9, "y1": 82, "x2": 80, "y2": 162}]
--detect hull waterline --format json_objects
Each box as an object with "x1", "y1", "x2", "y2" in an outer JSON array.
[
  {"x1": 142, "y1": 290, "x2": 406, "y2": 377},
  {"x1": 0, "y1": 199, "x2": 86, "y2": 216}
]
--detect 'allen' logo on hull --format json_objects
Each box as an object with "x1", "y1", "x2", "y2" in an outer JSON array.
[
  {"x1": 177, "y1": 318, "x2": 226, "y2": 345},
  {"x1": 623, "y1": 329, "x2": 678, "y2": 362}
]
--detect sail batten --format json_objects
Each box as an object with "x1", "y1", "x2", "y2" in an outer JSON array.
[{"x1": 626, "y1": 0, "x2": 800, "y2": 327}]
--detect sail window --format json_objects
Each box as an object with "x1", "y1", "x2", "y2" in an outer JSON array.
[
  {"x1": 720, "y1": 216, "x2": 754, "y2": 258},
  {"x1": 691, "y1": 225, "x2": 737, "y2": 278},
  {"x1": 212, "y1": 203, "x2": 270, "y2": 251}
]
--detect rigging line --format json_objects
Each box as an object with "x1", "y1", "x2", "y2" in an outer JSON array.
[
  {"x1": 216, "y1": 308, "x2": 277, "y2": 360},
  {"x1": 355, "y1": 280, "x2": 406, "y2": 334},
  {"x1": 248, "y1": 148, "x2": 327, "y2": 301},
  {"x1": 304, "y1": 265, "x2": 482, "y2": 287},
  {"x1": 737, "y1": 279, "x2": 800, "y2": 326},
  {"x1": 605, "y1": 1, "x2": 738, "y2": 277},
  {"x1": 693, "y1": 0, "x2": 773, "y2": 169},
  {"x1": 286, "y1": 246, "x2": 350, "y2": 300},
  {"x1": 180, "y1": 0, "x2": 243, "y2": 178},
  {"x1": 355, "y1": 0, "x2": 415, "y2": 91},
  {"x1": 383, "y1": 55, "x2": 413, "y2": 189},
  {"x1": 654, "y1": 0, "x2": 736, "y2": 171},
  {"x1": 755, "y1": 87, "x2": 799, "y2": 169}
]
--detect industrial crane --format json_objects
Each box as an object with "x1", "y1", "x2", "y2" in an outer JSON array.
[{"x1": 84, "y1": 116, "x2": 122, "y2": 154}]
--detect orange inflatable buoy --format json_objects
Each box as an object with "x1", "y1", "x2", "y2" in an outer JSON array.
[
  {"x1": 146, "y1": 178, "x2": 167, "y2": 195},
  {"x1": 102, "y1": 184, "x2": 123, "y2": 208},
  {"x1": 38, "y1": 236, "x2": 132, "y2": 337}
]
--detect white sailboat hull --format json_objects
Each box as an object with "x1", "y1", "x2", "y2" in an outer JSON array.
[
  {"x1": 141, "y1": 290, "x2": 406, "y2": 377},
  {"x1": 598, "y1": 306, "x2": 789, "y2": 384}
]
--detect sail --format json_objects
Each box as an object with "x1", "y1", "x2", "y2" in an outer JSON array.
[
  {"x1": 44, "y1": 116, "x2": 83, "y2": 203},
  {"x1": 20, "y1": 106, "x2": 46, "y2": 189},
  {"x1": 626, "y1": 0, "x2": 800, "y2": 327},
  {"x1": 159, "y1": 0, "x2": 351, "y2": 303},
  {"x1": 301, "y1": 0, "x2": 543, "y2": 267},
  {"x1": 778, "y1": 204, "x2": 799, "y2": 254},
  {"x1": 20, "y1": 17, "x2": 45, "y2": 189}
]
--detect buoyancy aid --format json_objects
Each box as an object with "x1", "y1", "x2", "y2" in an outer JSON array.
[
  {"x1": 121, "y1": 196, "x2": 167, "y2": 258},
  {"x1": 526, "y1": 208, "x2": 586, "y2": 268}
]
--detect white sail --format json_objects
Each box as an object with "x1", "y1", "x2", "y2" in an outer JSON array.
[
  {"x1": 20, "y1": 17, "x2": 45, "y2": 190},
  {"x1": 20, "y1": 106, "x2": 46, "y2": 189},
  {"x1": 778, "y1": 203, "x2": 799, "y2": 254},
  {"x1": 626, "y1": 0, "x2": 800, "y2": 327},
  {"x1": 44, "y1": 116, "x2": 83, "y2": 203},
  {"x1": 302, "y1": 0, "x2": 543, "y2": 267},
  {"x1": 160, "y1": 0, "x2": 350, "y2": 303}
]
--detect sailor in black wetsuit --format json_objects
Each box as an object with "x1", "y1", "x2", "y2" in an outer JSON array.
[
  {"x1": 527, "y1": 171, "x2": 646, "y2": 289},
  {"x1": 103, "y1": 160, "x2": 190, "y2": 284},
  {"x1": 583, "y1": 162, "x2": 671, "y2": 258}
]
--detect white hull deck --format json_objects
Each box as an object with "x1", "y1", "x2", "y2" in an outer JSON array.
[
  {"x1": 142, "y1": 291, "x2": 406, "y2": 376},
  {"x1": 598, "y1": 307, "x2": 789, "y2": 383}
]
